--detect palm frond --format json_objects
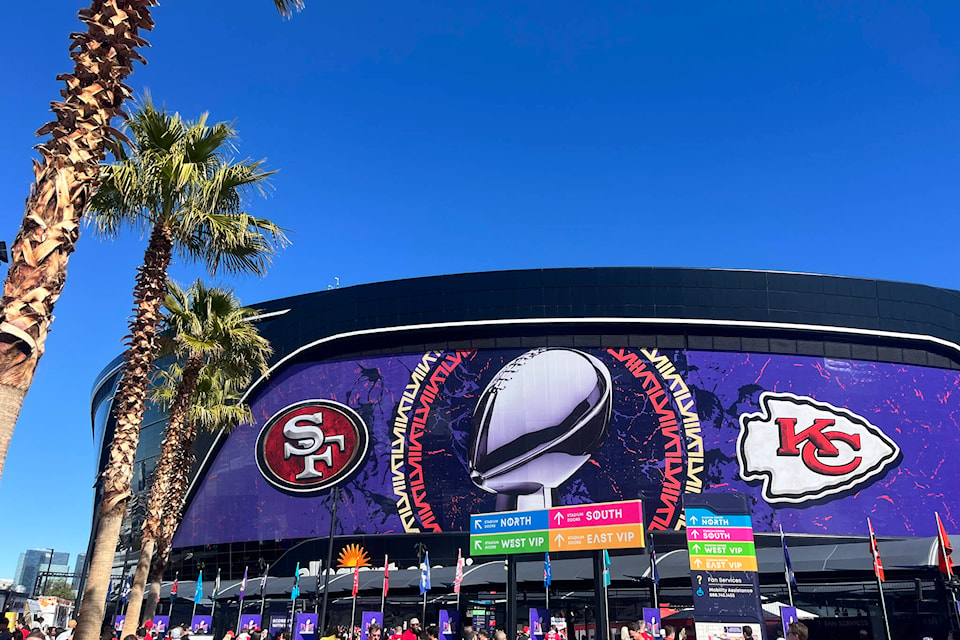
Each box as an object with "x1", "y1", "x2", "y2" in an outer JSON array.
[{"x1": 274, "y1": 0, "x2": 305, "y2": 18}]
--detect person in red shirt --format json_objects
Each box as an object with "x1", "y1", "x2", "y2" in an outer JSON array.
[
  {"x1": 400, "y1": 620, "x2": 421, "y2": 640},
  {"x1": 388, "y1": 628, "x2": 402, "y2": 640},
  {"x1": 544, "y1": 628, "x2": 559, "y2": 640}
]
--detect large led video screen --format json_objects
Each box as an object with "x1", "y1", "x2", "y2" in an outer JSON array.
[{"x1": 173, "y1": 346, "x2": 960, "y2": 547}]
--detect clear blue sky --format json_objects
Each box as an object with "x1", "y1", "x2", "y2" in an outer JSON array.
[{"x1": 1, "y1": 1, "x2": 959, "y2": 579}]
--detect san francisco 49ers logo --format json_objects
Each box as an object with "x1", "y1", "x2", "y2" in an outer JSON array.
[
  {"x1": 256, "y1": 399, "x2": 369, "y2": 494},
  {"x1": 738, "y1": 392, "x2": 900, "y2": 504}
]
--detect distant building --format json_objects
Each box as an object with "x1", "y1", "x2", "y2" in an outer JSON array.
[
  {"x1": 13, "y1": 549, "x2": 70, "y2": 595},
  {"x1": 71, "y1": 554, "x2": 86, "y2": 590}
]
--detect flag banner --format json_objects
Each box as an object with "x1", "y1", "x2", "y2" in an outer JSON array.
[
  {"x1": 240, "y1": 615, "x2": 262, "y2": 632},
  {"x1": 937, "y1": 512, "x2": 954, "y2": 577},
  {"x1": 648, "y1": 535, "x2": 660, "y2": 586},
  {"x1": 543, "y1": 553, "x2": 552, "y2": 588},
  {"x1": 602, "y1": 550, "x2": 611, "y2": 587},
  {"x1": 240, "y1": 566, "x2": 249, "y2": 602},
  {"x1": 171, "y1": 575, "x2": 179, "y2": 597},
  {"x1": 294, "y1": 613, "x2": 318, "y2": 640},
  {"x1": 868, "y1": 518, "x2": 885, "y2": 582},
  {"x1": 352, "y1": 564, "x2": 360, "y2": 597},
  {"x1": 153, "y1": 616, "x2": 170, "y2": 640},
  {"x1": 454, "y1": 550, "x2": 465, "y2": 594},
  {"x1": 191, "y1": 616, "x2": 212, "y2": 635},
  {"x1": 113, "y1": 617, "x2": 125, "y2": 634},
  {"x1": 383, "y1": 555, "x2": 390, "y2": 598},
  {"x1": 529, "y1": 609, "x2": 550, "y2": 640},
  {"x1": 194, "y1": 570, "x2": 204, "y2": 604},
  {"x1": 121, "y1": 577, "x2": 131, "y2": 604},
  {"x1": 779, "y1": 606, "x2": 798, "y2": 638},
  {"x1": 212, "y1": 569, "x2": 221, "y2": 600},
  {"x1": 439, "y1": 611, "x2": 459, "y2": 640},
  {"x1": 780, "y1": 524, "x2": 797, "y2": 588},
  {"x1": 260, "y1": 566, "x2": 269, "y2": 595},
  {"x1": 641, "y1": 609, "x2": 661, "y2": 636},
  {"x1": 292, "y1": 562, "x2": 301, "y2": 600},
  {"x1": 361, "y1": 612, "x2": 384, "y2": 640},
  {"x1": 420, "y1": 552, "x2": 431, "y2": 594},
  {"x1": 106, "y1": 577, "x2": 114, "y2": 605}
]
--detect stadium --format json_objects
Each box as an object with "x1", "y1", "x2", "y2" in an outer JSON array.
[{"x1": 86, "y1": 267, "x2": 960, "y2": 640}]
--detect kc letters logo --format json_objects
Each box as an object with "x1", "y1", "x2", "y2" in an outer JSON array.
[
  {"x1": 256, "y1": 399, "x2": 369, "y2": 493},
  {"x1": 738, "y1": 392, "x2": 901, "y2": 504}
]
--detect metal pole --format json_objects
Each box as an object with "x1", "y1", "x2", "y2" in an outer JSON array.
[
  {"x1": 545, "y1": 585, "x2": 549, "y2": 611},
  {"x1": 192, "y1": 599, "x2": 198, "y2": 622},
  {"x1": 876, "y1": 571, "x2": 892, "y2": 640},
  {"x1": 320, "y1": 487, "x2": 341, "y2": 629},
  {"x1": 382, "y1": 555, "x2": 388, "y2": 615},
  {"x1": 43, "y1": 549, "x2": 55, "y2": 597},
  {"x1": 238, "y1": 599, "x2": 244, "y2": 633},
  {"x1": 949, "y1": 584, "x2": 960, "y2": 632},
  {"x1": 421, "y1": 592, "x2": 427, "y2": 627},
  {"x1": 261, "y1": 566, "x2": 270, "y2": 622},
  {"x1": 351, "y1": 593, "x2": 358, "y2": 640},
  {"x1": 506, "y1": 557, "x2": 517, "y2": 640}
]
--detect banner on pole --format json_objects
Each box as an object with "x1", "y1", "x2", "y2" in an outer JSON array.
[
  {"x1": 295, "y1": 613, "x2": 318, "y2": 640},
  {"x1": 439, "y1": 611, "x2": 459, "y2": 640},
  {"x1": 191, "y1": 616, "x2": 213, "y2": 634},
  {"x1": 269, "y1": 614, "x2": 290, "y2": 635},
  {"x1": 113, "y1": 617, "x2": 125, "y2": 634},
  {"x1": 779, "y1": 607, "x2": 798, "y2": 638},
  {"x1": 153, "y1": 616, "x2": 171, "y2": 640},
  {"x1": 240, "y1": 615, "x2": 263, "y2": 632},
  {"x1": 361, "y1": 612, "x2": 383, "y2": 640},
  {"x1": 641, "y1": 609, "x2": 661, "y2": 636},
  {"x1": 529, "y1": 609, "x2": 550, "y2": 640}
]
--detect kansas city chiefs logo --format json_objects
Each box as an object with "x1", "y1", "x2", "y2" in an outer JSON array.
[{"x1": 738, "y1": 392, "x2": 900, "y2": 504}]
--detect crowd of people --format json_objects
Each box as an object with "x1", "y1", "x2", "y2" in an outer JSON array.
[{"x1": 0, "y1": 617, "x2": 76, "y2": 640}]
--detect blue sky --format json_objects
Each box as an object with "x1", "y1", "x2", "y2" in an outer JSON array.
[{"x1": 1, "y1": 1, "x2": 959, "y2": 579}]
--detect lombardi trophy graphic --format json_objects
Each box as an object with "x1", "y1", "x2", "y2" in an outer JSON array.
[{"x1": 468, "y1": 348, "x2": 613, "y2": 511}]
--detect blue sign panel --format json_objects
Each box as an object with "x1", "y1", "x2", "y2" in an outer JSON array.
[
  {"x1": 685, "y1": 510, "x2": 753, "y2": 529},
  {"x1": 470, "y1": 509, "x2": 549, "y2": 534}
]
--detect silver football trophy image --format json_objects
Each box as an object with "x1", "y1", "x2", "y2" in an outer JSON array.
[{"x1": 468, "y1": 348, "x2": 613, "y2": 510}]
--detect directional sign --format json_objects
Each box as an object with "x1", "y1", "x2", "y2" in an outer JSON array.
[
  {"x1": 686, "y1": 527, "x2": 755, "y2": 542},
  {"x1": 469, "y1": 499, "x2": 644, "y2": 556},
  {"x1": 688, "y1": 555, "x2": 758, "y2": 572},
  {"x1": 549, "y1": 523, "x2": 644, "y2": 551},
  {"x1": 687, "y1": 541, "x2": 756, "y2": 557},
  {"x1": 471, "y1": 510, "x2": 550, "y2": 534},
  {"x1": 685, "y1": 510, "x2": 753, "y2": 529},
  {"x1": 471, "y1": 531, "x2": 549, "y2": 556},
  {"x1": 549, "y1": 500, "x2": 643, "y2": 529}
]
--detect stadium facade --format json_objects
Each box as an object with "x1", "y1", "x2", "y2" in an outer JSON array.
[{"x1": 87, "y1": 268, "x2": 960, "y2": 640}]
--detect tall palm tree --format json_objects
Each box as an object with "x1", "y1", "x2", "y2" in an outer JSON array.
[
  {"x1": 123, "y1": 280, "x2": 271, "y2": 634},
  {"x1": 74, "y1": 103, "x2": 287, "y2": 640},
  {"x1": 0, "y1": 0, "x2": 304, "y2": 486}
]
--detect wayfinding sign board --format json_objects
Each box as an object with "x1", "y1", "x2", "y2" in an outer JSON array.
[
  {"x1": 685, "y1": 493, "x2": 765, "y2": 637},
  {"x1": 470, "y1": 500, "x2": 644, "y2": 555}
]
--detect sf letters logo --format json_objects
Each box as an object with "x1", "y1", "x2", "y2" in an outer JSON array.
[
  {"x1": 775, "y1": 417, "x2": 861, "y2": 476},
  {"x1": 738, "y1": 392, "x2": 899, "y2": 504},
  {"x1": 282, "y1": 411, "x2": 346, "y2": 480},
  {"x1": 256, "y1": 399, "x2": 369, "y2": 494}
]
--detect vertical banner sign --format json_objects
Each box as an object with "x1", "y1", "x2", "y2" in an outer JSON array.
[
  {"x1": 641, "y1": 609, "x2": 661, "y2": 636},
  {"x1": 191, "y1": 616, "x2": 213, "y2": 634},
  {"x1": 779, "y1": 607, "x2": 798, "y2": 638},
  {"x1": 269, "y1": 614, "x2": 290, "y2": 635},
  {"x1": 153, "y1": 617, "x2": 171, "y2": 640},
  {"x1": 295, "y1": 613, "x2": 318, "y2": 640},
  {"x1": 240, "y1": 615, "x2": 263, "y2": 632},
  {"x1": 439, "y1": 611, "x2": 459, "y2": 640},
  {"x1": 685, "y1": 493, "x2": 765, "y2": 636},
  {"x1": 530, "y1": 609, "x2": 550, "y2": 640},
  {"x1": 361, "y1": 612, "x2": 384, "y2": 640},
  {"x1": 113, "y1": 617, "x2": 126, "y2": 634}
]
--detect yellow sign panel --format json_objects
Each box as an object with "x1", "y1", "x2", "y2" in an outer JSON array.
[{"x1": 549, "y1": 522, "x2": 645, "y2": 552}]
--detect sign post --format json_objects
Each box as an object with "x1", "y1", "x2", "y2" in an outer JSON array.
[{"x1": 685, "y1": 493, "x2": 765, "y2": 639}]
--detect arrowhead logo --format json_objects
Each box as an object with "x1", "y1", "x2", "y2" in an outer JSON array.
[
  {"x1": 474, "y1": 540, "x2": 482, "y2": 550},
  {"x1": 738, "y1": 392, "x2": 901, "y2": 504},
  {"x1": 553, "y1": 513, "x2": 564, "y2": 524},
  {"x1": 554, "y1": 533, "x2": 564, "y2": 546},
  {"x1": 688, "y1": 516, "x2": 698, "y2": 525}
]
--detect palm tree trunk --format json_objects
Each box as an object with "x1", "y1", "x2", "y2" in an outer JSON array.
[
  {"x1": 122, "y1": 355, "x2": 203, "y2": 636},
  {"x1": 0, "y1": 0, "x2": 156, "y2": 486},
  {"x1": 76, "y1": 223, "x2": 173, "y2": 640},
  {"x1": 142, "y1": 551, "x2": 166, "y2": 623}
]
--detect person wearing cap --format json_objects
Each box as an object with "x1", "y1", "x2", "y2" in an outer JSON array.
[
  {"x1": 401, "y1": 621, "x2": 420, "y2": 640},
  {"x1": 169, "y1": 627, "x2": 183, "y2": 640}
]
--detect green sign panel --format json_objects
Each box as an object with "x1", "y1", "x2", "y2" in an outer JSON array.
[
  {"x1": 471, "y1": 530, "x2": 550, "y2": 555},
  {"x1": 687, "y1": 541, "x2": 756, "y2": 557}
]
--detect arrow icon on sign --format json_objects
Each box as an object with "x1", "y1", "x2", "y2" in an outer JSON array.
[
  {"x1": 554, "y1": 533, "x2": 564, "y2": 547},
  {"x1": 690, "y1": 530, "x2": 700, "y2": 539},
  {"x1": 692, "y1": 544, "x2": 701, "y2": 554},
  {"x1": 474, "y1": 540, "x2": 482, "y2": 551},
  {"x1": 553, "y1": 512, "x2": 564, "y2": 525},
  {"x1": 689, "y1": 515, "x2": 698, "y2": 525},
  {"x1": 474, "y1": 520, "x2": 483, "y2": 530},
  {"x1": 693, "y1": 558, "x2": 703, "y2": 568}
]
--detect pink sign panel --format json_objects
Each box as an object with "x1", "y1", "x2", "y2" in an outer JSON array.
[
  {"x1": 549, "y1": 499, "x2": 642, "y2": 529},
  {"x1": 686, "y1": 527, "x2": 755, "y2": 543}
]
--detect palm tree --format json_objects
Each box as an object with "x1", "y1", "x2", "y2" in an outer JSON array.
[
  {"x1": 123, "y1": 280, "x2": 271, "y2": 634},
  {"x1": 74, "y1": 103, "x2": 287, "y2": 640},
  {"x1": 0, "y1": 0, "x2": 304, "y2": 486}
]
